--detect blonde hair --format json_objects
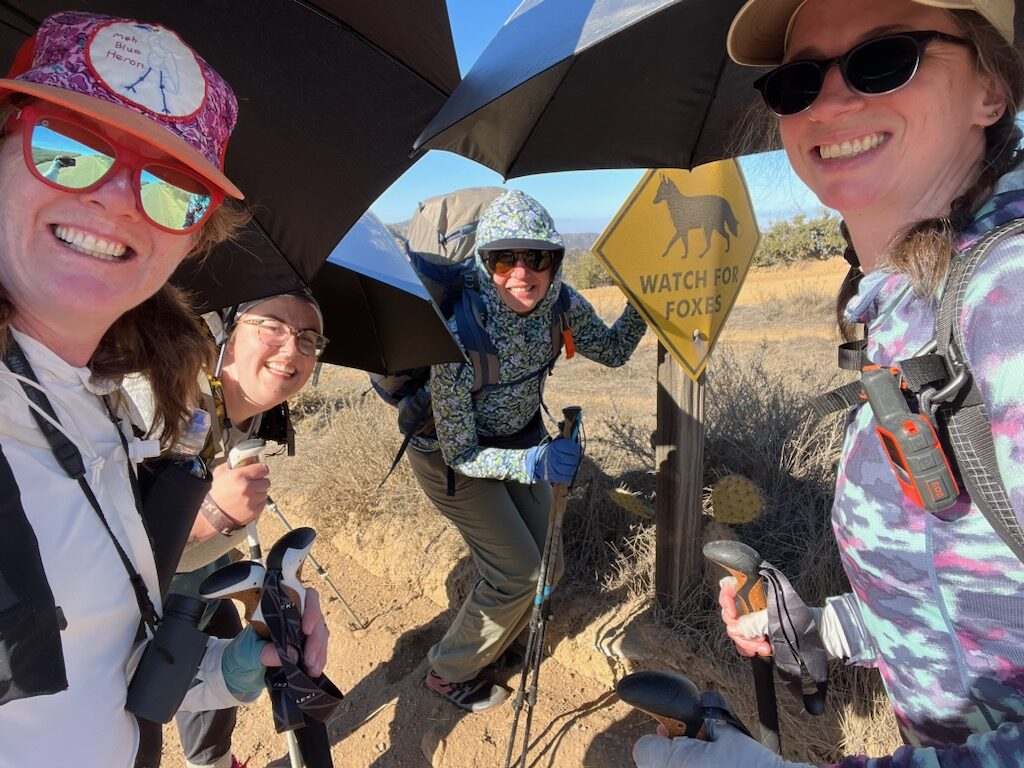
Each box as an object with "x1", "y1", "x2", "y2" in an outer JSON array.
[{"x1": 0, "y1": 98, "x2": 250, "y2": 446}]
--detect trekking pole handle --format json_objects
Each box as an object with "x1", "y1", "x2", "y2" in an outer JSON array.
[
  {"x1": 198, "y1": 561, "x2": 269, "y2": 638},
  {"x1": 228, "y1": 438, "x2": 266, "y2": 469},
  {"x1": 228, "y1": 438, "x2": 267, "y2": 563},
  {"x1": 702, "y1": 540, "x2": 766, "y2": 614},
  {"x1": 615, "y1": 671, "x2": 708, "y2": 739},
  {"x1": 560, "y1": 406, "x2": 582, "y2": 441},
  {"x1": 266, "y1": 527, "x2": 317, "y2": 615},
  {"x1": 702, "y1": 540, "x2": 782, "y2": 754}
]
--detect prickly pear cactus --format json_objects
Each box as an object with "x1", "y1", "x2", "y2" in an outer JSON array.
[
  {"x1": 607, "y1": 486, "x2": 655, "y2": 520},
  {"x1": 710, "y1": 474, "x2": 764, "y2": 524}
]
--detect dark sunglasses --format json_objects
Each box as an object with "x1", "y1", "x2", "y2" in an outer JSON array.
[
  {"x1": 755, "y1": 30, "x2": 973, "y2": 117},
  {"x1": 9, "y1": 105, "x2": 224, "y2": 233},
  {"x1": 482, "y1": 248, "x2": 562, "y2": 276}
]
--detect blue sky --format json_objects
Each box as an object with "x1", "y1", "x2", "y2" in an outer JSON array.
[{"x1": 369, "y1": 0, "x2": 824, "y2": 233}]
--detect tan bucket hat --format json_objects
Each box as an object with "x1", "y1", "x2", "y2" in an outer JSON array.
[{"x1": 728, "y1": 0, "x2": 1014, "y2": 66}]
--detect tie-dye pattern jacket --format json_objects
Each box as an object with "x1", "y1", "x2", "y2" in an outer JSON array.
[
  {"x1": 826, "y1": 171, "x2": 1024, "y2": 768},
  {"x1": 427, "y1": 253, "x2": 645, "y2": 482}
]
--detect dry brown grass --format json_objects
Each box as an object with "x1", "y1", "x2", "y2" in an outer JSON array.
[{"x1": 271, "y1": 258, "x2": 901, "y2": 763}]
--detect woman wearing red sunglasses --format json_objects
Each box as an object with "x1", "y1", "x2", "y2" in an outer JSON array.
[
  {"x1": 0, "y1": 12, "x2": 327, "y2": 768},
  {"x1": 634, "y1": 1, "x2": 1024, "y2": 767}
]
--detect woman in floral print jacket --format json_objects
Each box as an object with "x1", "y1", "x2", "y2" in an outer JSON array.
[{"x1": 409, "y1": 189, "x2": 646, "y2": 713}]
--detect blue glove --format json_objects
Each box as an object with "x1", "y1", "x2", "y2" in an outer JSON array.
[
  {"x1": 525, "y1": 438, "x2": 581, "y2": 484},
  {"x1": 633, "y1": 722, "x2": 813, "y2": 768},
  {"x1": 221, "y1": 625, "x2": 269, "y2": 696}
]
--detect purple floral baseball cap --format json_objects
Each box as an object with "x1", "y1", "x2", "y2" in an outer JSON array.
[{"x1": 1, "y1": 11, "x2": 242, "y2": 199}]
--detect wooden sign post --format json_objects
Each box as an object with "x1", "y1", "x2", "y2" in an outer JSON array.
[
  {"x1": 655, "y1": 344, "x2": 704, "y2": 608},
  {"x1": 593, "y1": 162, "x2": 760, "y2": 608}
]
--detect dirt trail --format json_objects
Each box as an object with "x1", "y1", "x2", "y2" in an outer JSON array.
[{"x1": 160, "y1": 513, "x2": 651, "y2": 768}]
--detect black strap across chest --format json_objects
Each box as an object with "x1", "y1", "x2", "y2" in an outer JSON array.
[
  {"x1": 3, "y1": 337, "x2": 160, "y2": 634},
  {"x1": 808, "y1": 219, "x2": 1024, "y2": 564}
]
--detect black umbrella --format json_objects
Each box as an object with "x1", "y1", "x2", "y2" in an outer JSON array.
[
  {"x1": 0, "y1": 0, "x2": 460, "y2": 310},
  {"x1": 309, "y1": 210, "x2": 464, "y2": 374},
  {"x1": 412, "y1": 0, "x2": 769, "y2": 178}
]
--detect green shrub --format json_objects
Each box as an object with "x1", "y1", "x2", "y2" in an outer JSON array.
[
  {"x1": 755, "y1": 212, "x2": 845, "y2": 267},
  {"x1": 563, "y1": 247, "x2": 615, "y2": 289}
]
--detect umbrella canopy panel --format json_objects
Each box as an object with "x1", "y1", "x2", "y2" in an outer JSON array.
[
  {"x1": 0, "y1": 0, "x2": 460, "y2": 310},
  {"x1": 416, "y1": 0, "x2": 764, "y2": 177},
  {"x1": 419, "y1": 0, "x2": 1024, "y2": 178},
  {"x1": 309, "y1": 211, "x2": 464, "y2": 373}
]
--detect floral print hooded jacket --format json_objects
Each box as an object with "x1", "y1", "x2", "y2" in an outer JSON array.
[{"x1": 426, "y1": 190, "x2": 646, "y2": 482}]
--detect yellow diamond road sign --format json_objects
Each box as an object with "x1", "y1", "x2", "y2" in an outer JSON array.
[{"x1": 593, "y1": 161, "x2": 760, "y2": 380}]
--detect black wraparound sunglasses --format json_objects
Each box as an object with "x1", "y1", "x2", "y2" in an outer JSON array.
[
  {"x1": 755, "y1": 30, "x2": 973, "y2": 117},
  {"x1": 482, "y1": 248, "x2": 562, "y2": 276}
]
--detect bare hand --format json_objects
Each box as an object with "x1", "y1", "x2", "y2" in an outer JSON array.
[
  {"x1": 718, "y1": 577, "x2": 772, "y2": 657},
  {"x1": 258, "y1": 587, "x2": 329, "y2": 678},
  {"x1": 208, "y1": 461, "x2": 270, "y2": 527}
]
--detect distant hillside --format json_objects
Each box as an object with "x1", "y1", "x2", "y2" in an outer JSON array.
[
  {"x1": 386, "y1": 221, "x2": 410, "y2": 242},
  {"x1": 561, "y1": 232, "x2": 600, "y2": 250}
]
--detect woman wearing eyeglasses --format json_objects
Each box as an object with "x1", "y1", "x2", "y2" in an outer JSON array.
[
  {"x1": 127, "y1": 291, "x2": 327, "y2": 768},
  {"x1": 634, "y1": 1, "x2": 1024, "y2": 767},
  {"x1": 0, "y1": 12, "x2": 327, "y2": 767},
  {"x1": 410, "y1": 189, "x2": 647, "y2": 712}
]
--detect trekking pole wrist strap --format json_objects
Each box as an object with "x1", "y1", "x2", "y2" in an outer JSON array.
[{"x1": 200, "y1": 495, "x2": 245, "y2": 535}]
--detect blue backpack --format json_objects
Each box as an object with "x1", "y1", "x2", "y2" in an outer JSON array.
[{"x1": 370, "y1": 188, "x2": 574, "y2": 480}]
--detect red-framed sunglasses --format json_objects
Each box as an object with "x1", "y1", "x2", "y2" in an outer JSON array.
[{"x1": 8, "y1": 104, "x2": 224, "y2": 234}]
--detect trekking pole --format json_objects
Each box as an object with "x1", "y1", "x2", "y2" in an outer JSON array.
[
  {"x1": 227, "y1": 439, "x2": 267, "y2": 563},
  {"x1": 702, "y1": 540, "x2": 781, "y2": 754},
  {"x1": 616, "y1": 670, "x2": 709, "y2": 739},
  {"x1": 265, "y1": 528, "x2": 340, "y2": 768},
  {"x1": 227, "y1": 441, "x2": 308, "y2": 768},
  {"x1": 504, "y1": 406, "x2": 583, "y2": 768},
  {"x1": 227, "y1": 438, "x2": 363, "y2": 630},
  {"x1": 265, "y1": 496, "x2": 365, "y2": 631},
  {"x1": 199, "y1": 560, "x2": 306, "y2": 768}
]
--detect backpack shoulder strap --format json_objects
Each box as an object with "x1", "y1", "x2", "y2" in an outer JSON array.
[
  {"x1": 932, "y1": 217, "x2": 1024, "y2": 563},
  {"x1": 550, "y1": 283, "x2": 575, "y2": 360},
  {"x1": 453, "y1": 281, "x2": 499, "y2": 393},
  {"x1": 0, "y1": 441, "x2": 69, "y2": 705}
]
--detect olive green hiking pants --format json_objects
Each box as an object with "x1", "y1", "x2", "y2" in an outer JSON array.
[{"x1": 408, "y1": 447, "x2": 563, "y2": 683}]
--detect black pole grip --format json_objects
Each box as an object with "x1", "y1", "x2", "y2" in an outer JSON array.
[{"x1": 616, "y1": 671, "x2": 708, "y2": 739}]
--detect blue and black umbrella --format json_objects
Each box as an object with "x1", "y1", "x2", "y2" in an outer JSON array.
[
  {"x1": 309, "y1": 210, "x2": 464, "y2": 373},
  {"x1": 413, "y1": 0, "x2": 767, "y2": 177}
]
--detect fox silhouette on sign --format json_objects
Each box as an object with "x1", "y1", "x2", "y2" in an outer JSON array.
[{"x1": 653, "y1": 174, "x2": 739, "y2": 258}]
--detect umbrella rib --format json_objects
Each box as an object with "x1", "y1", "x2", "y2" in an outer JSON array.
[
  {"x1": 0, "y1": 2, "x2": 41, "y2": 33},
  {"x1": 687, "y1": 55, "x2": 730, "y2": 169},
  {"x1": 503, "y1": 58, "x2": 578, "y2": 179},
  {"x1": 248, "y1": 215, "x2": 312, "y2": 290},
  {"x1": 286, "y1": 0, "x2": 453, "y2": 98}
]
